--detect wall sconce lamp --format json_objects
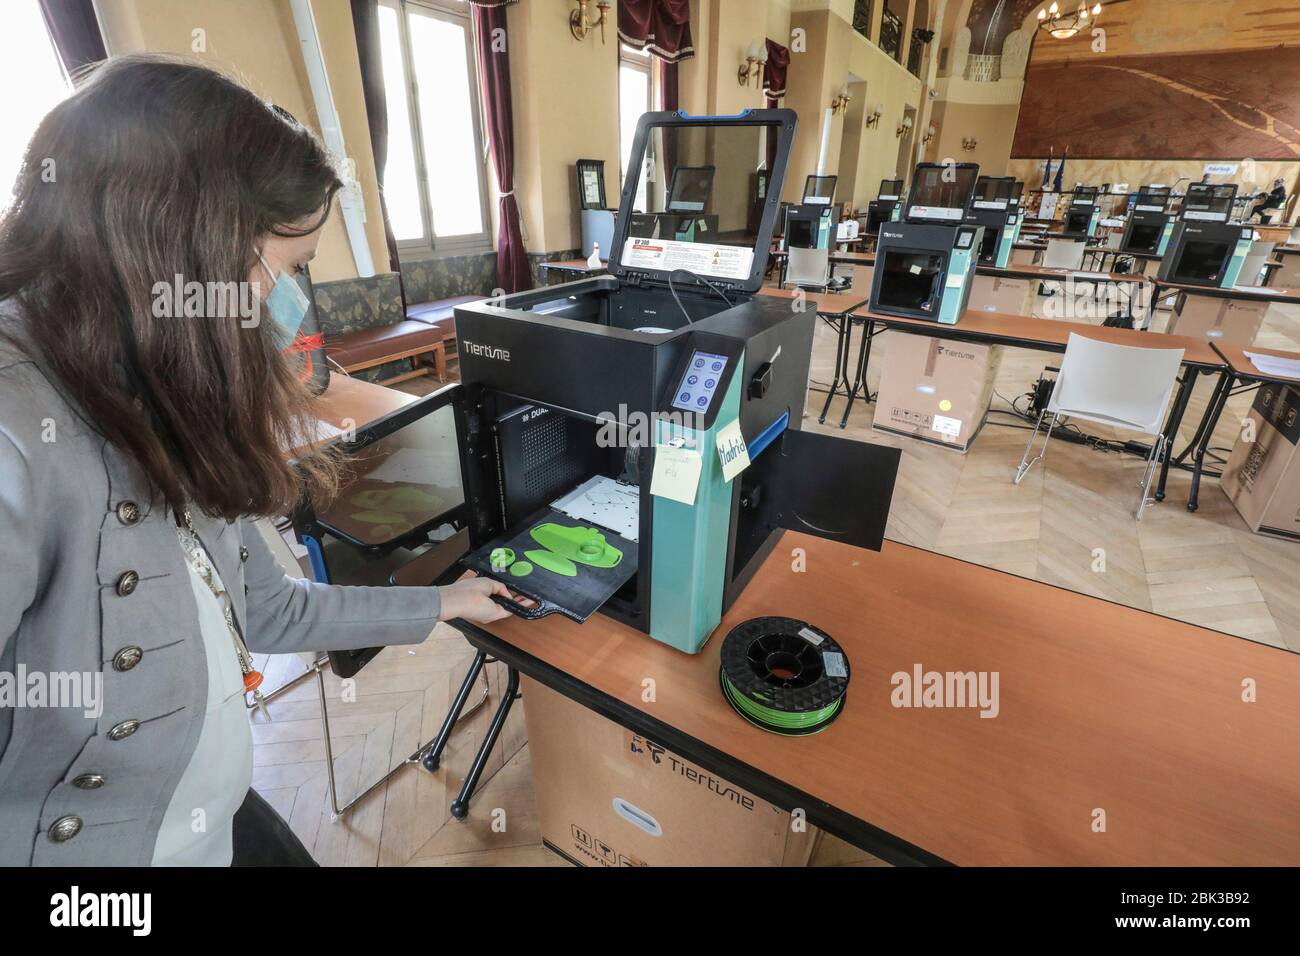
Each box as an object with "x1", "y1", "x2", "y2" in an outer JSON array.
[
  {"x1": 570, "y1": 0, "x2": 611, "y2": 43},
  {"x1": 830, "y1": 84, "x2": 852, "y2": 115},
  {"x1": 895, "y1": 115, "x2": 914, "y2": 138},
  {"x1": 864, "y1": 102, "x2": 884, "y2": 128},
  {"x1": 738, "y1": 41, "x2": 768, "y2": 86},
  {"x1": 961, "y1": 136, "x2": 979, "y2": 151},
  {"x1": 921, "y1": 124, "x2": 937, "y2": 146}
]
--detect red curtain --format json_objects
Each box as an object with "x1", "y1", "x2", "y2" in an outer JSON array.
[
  {"x1": 618, "y1": 0, "x2": 695, "y2": 62},
  {"x1": 763, "y1": 38, "x2": 790, "y2": 99},
  {"x1": 470, "y1": 0, "x2": 531, "y2": 293},
  {"x1": 763, "y1": 39, "x2": 790, "y2": 174}
]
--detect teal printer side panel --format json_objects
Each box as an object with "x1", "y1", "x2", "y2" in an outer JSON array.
[
  {"x1": 649, "y1": 362, "x2": 744, "y2": 653},
  {"x1": 940, "y1": 245, "x2": 976, "y2": 324}
]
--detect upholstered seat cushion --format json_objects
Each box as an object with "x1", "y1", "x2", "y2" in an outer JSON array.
[
  {"x1": 325, "y1": 320, "x2": 444, "y2": 370},
  {"x1": 405, "y1": 294, "x2": 483, "y2": 336}
]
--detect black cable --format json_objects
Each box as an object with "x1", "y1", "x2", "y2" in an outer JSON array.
[{"x1": 667, "y1": 268, "x2": 733, "y2": 327}]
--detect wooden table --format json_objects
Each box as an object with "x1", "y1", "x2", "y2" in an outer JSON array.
[
  {"x1": 756, "y1": 285, "x2": 868, "y2": 316},
  {"x1": 294, "y1": 372, "x2": 415, "y2": 457},
  {"x1": 459, "y1": 531, "x2": 1300, "y2": 865},
  {"x1": 1181, "y1": 342, "x2": 1300, "y2": 511},
  {"x1": 847, "y1": 306, "x2": 1227, "y2": 509}
]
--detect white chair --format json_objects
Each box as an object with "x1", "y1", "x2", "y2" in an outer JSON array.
[
  {"x1": 1014, "y1": 333, "x2": 1185, "y2": 519},
  {"x1": 1043, "y1": 237, "x2": 1086, "y2": 270},
  {"x1": 1237, "y1": 240, "x2": 1275, "y2": 287},
  {"x1": 1038, "y1": 238, "x2": 1087, "y2": 301},
  {"x1": 786, "y1": 246, "x2": 832, "y2": 290}
]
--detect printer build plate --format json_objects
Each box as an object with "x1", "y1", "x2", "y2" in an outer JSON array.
[{"x1": 462, "y1": 506, "x2": 639, "y2": 622}]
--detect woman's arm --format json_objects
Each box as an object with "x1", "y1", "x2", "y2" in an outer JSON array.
[
  {"x1": 237, "y1": 520, "x2": 513, "y2": 655},
  {"x1": 238, "y1": 518, "x2": 440, "y2": 654}
]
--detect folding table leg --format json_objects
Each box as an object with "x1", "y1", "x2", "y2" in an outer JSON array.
[
  {"x1": 449, "y1": 665, "x2": 521, "y2": 820},
  {"x1": 1154, "y1": 367, "x2": 1199, "y2": 501},
  {"x1": 839, "y1": 318, "x2": 874, "y2": 429},
  {"x1": 818, "y1": 314, "x2": 849, "y2": 424},
  {"x1": 421, "y1": 650, "x2": 487, "y2": 774},
  {"x1": 1186, "y1": 372, "x2": 1236, "y2": 513}
]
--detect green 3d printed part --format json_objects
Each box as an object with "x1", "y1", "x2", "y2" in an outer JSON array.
[
  {"x1": 718, "y1": 617, "x2": 849, "y2": 736},
  {"x1": 489, "y1": 547, "x2": 515, "y2": 572},
  {"x1": 524, "y1": 549, "x2": 577, "y2": 577},
  {"x1": 528, "y1": 523, "x2": 622, "y2": 568},
  {"x1": 508, "y1": 561, "x2": 533, "y2": 577}
]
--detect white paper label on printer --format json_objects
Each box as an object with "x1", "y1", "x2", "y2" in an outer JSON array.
[
  {"x1": 945, "y1": 272, "x2": 965, "y2": 288},
  {"x1": 650, "y1": 444, "x2": 702, "y2": 505},
  {"x1": 715, "y1": 419, "x2": 751, "y2": 482},
  {"x1": 932, "y1": 413, "x2": 963, "y2": 437},
  {"x1": 621, "y1": 237, "x2": 753, "y2": 280}
]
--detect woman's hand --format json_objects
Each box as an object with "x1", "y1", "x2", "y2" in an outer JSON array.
[{"x1": 438, "y1": 575, "x2": 514, "y2": 624}]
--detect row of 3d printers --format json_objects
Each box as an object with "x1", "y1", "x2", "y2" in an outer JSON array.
[{"x1": 1119, "y1": 183, "x2": 1259, "y2": 289}]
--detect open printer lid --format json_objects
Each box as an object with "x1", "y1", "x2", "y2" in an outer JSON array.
[
  {"x1": 1182, "y1": 183, "x2": 1237, "y2": 222},
  {"x1": 608, "y1": 108, "x2": 797, "y2": 295},
  {"x1": 903, "y1": 162, "x2": 980, "y2": 224},
  {"x1": 971, "y1": 175, "x2": 1016, "y2": 212}
]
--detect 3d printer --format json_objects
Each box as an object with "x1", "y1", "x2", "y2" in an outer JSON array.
[
  {"x1": 784, "y1": 174, "x2": 844, "y2": 290},
  {"x1": 1119, "y1": 185, "x2": 1173, "y2": 255},
  {"x1": 438, "y1": 110, "x2": 899, "y2": 655},
  {"x1": 1061, "y1": 186, "x2": 1101, "y2": 238},
  {"x1": 964, "y1": 175, "x2": 1019, "y2": 267},
  {"x1": 869, "y1": 162, "x2": 983, "y2": 324},
  {"x1": 866, "y1": 177, "x2": 905, "y2": 234},
  {"x1": 1158, "y1": 183, "x2": 1253, "y2": 288}
]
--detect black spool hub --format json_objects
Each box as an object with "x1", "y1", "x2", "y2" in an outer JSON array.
[{"x1": 718, "y1": 617, "x2": 850, "y2": 735}]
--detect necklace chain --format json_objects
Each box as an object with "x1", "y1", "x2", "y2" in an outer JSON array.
[{"x1": 179, "y1": 508, "x2": 257, "y2": 677}]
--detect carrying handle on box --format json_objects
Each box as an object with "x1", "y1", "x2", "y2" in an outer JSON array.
[{"x1": 612, "y1": 797, "x2": 663, "y2": 837}]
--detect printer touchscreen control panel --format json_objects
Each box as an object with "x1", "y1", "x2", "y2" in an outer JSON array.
[{"x1": 672, "y1": 351, "x2": 730, "y2": 413}]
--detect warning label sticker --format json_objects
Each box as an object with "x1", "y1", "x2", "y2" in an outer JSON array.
[{"x1": 621, "y1": 237, "x2": 754, "y2": 280}]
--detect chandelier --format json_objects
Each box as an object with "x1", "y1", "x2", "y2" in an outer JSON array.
[{"x1": 1036, "y1": 1, "x2": 1102, "y2": 39}]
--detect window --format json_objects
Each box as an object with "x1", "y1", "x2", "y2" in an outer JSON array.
[
  {"x1": 619, "y1": 45, "x2": 653, "y2": 213},
  {"x1": 852, "y1": 0, "x2": 874, "y2": 40},
  {"x1": 378, "y1": 0, "x2": 491, "y2": 256},
  {"x1": 0, "y1": 2, "x2": 72, "y2": 209},
  {"x1": 880, "y1": 4, "x2": 903, "y2": 62}
]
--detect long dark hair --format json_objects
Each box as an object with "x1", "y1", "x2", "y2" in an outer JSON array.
[{"x1": 0, "y1": 54, "x2": 343, "y2": 518}]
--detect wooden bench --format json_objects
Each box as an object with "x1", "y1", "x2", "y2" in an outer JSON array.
[
  {"x1": 324, "y1": 295, "x2": 485, "y2": 386},
  {"x1": 325, "y1": 320, "x2": 446, "y2": 386}
]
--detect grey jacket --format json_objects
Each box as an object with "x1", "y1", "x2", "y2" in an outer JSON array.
[{"x1": 0, "y1": 306, "x2": 442, "y2": 865}]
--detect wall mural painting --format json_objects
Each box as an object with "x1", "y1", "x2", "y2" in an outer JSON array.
[{"x1": 1012, "y1": 47, "x2": 1300, "y2": 159}]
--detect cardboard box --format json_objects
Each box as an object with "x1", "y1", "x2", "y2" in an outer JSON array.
[
  {"x1": 872, "y1": 332, "x2": 1001, "y2": 452},
  {"x1": 1222, "y1": 382, "x2": 1300, "y2": 539},
  {"x1": 969, "y1": 274, "x2": 1032, "y2": 315},
  {"x1": 522, "y1": 677, "x2": 821, "y2": 867},
  {"x1": 1166, "y1": 293, "x2": 1269, "y2": 346}
]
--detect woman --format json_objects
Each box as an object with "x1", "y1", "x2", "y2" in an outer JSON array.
[{"x1": 0, "y1": 55, "x2": 511, "y2": 866}]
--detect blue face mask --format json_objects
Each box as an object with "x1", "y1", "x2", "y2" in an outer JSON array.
[{"x1": 257, "y1": 251, "x2": 310, "y2": 349}]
